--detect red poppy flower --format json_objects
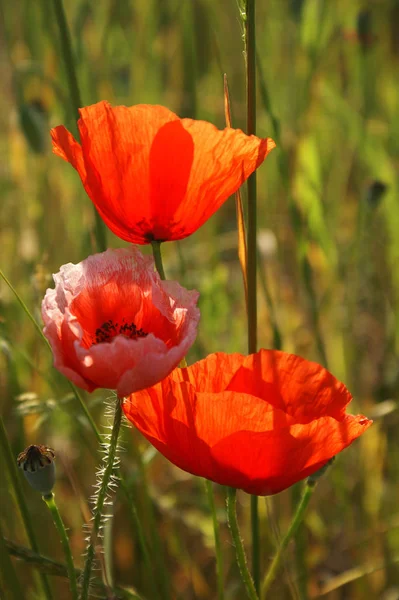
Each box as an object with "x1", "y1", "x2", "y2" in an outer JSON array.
[
  {"x1": 42, "y1": 247, "x2": 200, "y2": 397},
  {"x1": 51, "y1": 101, "x2": 275, "y2": 244},
  {"x1": 123, "y1": 350, "x2": 372, "y2": 495}
]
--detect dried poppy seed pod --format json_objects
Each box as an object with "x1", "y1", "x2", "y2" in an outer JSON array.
[{"x1": 17, "y1": 445, "x2": 56, "y2": 496}]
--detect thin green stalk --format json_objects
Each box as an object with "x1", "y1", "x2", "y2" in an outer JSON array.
[
  {"x1": 226, "y1": 487, "x2": 258, "y2": 600},
  {"x1": 80, "y1": 398, "x2": 123, "y2": 600},
  {"x1": 119, "y1": 478, "x2": 160, "y2": 600},
  {"x1": 0, "y1": 416, "x2": 52, "y2": 600},
  {"x1": 4, "y1": 538, "x2": 142, "y2": 599},
  {"x1": 0, "y1": 268, "x2": 51, "y2": 351},
  {"x1": 68, "y1": 381, "x2": 102, "y2": 444},
  {"x1": 50, "y1": 0, "x2": 107, "y2": 252},
  {"x1": 51, "y1": 0, "x2": 81, "y2": 125},
  {"x1": 151, "y1": 240, "x2": 166, "y2": 280},
  {"x1": 291, "y1": 484, "x2": 308, "y2": 600},
  {"x1": 130, "y1": 441, "x2": 171, "y2": 600},
  {"x1": 301, "y1": 256, "x2": 329, "y2": 369},
  {"x1": 1, "y1": 264, "x2": 150, "y2": 596},
  {"x1": 205, "y1": 480, "x2": 224, "y2": 600},
  {"x1": 151, "y1": 239, "x2": 186, "y2": 372},
  {"x1": 244, "y1": 0, "x2": 257, "y2": 355},
  {"x1": 0, "y1": 522, "x2": 25, "y2": 600},
  {"x1": 242, "y1": 0, "x2": 260, "y2": 592},
  {"x1": 261, "y1": 483, "x2": 315, "y2": 598},
  {"x1": 43, "y1": 493, "x2": 78, "y2": 600},
  {"x1": 1, "y1": 267, "x2": 103, "y2": 444}
]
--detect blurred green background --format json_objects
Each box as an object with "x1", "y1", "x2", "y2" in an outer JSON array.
[{"x1": 0, "y1": 0, "x2": 398, "y2": 598}]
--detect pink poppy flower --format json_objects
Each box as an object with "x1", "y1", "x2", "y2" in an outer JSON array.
[{"x1": 42, "y1": 247, "x2": 200, "y2": 397}]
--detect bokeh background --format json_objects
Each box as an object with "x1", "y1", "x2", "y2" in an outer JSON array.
[{"x1": 0, "y1": 0, "x2": 398, "y2": 598}]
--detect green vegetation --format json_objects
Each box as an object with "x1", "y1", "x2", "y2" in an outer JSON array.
[{"x1": 0, "y1": 0, "x2": 398, "y2": 598}]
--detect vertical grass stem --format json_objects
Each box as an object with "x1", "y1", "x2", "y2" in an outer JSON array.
[
  {"x1": 43, "y1": 493, "x2": 78, "y2": 600},
  {"x1": 243, "y1": 0, "x2": 260, "y2": 592},
  {"x1": 51, "y1": 0, "x2": 107, "y2": 252},
  {"x1": 0, "y1": 416, "x2": 53, "y2": 600},
  {"x1": 260, "y1": 483, "x2": 315, "y2": 598},
  {"x1": 226, "y1": 487, "x2": 258, "y2": 600},
  {"x1": 205, "y1": 480, "x2": 224, "y2": 600}
]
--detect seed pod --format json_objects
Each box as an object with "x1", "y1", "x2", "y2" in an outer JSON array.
[{"x1": 17, "y1": 445, "x2": 56, "y2": 496}]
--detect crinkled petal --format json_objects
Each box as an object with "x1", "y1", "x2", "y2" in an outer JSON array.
[
  {"x1": 123, "y1": 351, "x2": 372, "y2": 495},
  {"x1": 42, "y1": 246, "x2": 200, "y2": 395},
  {"x1": 51, "y1": 101, "x2": 275, "y2": 244}
]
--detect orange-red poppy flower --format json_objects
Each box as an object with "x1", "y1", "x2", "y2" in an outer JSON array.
[
  {"x1": 42, "y1": 247, "x2": 200, "y2": 397},
  {"x1": 123, "y1": 350, "x2": 372, "y2": 495},
  {"x1": 51, "y1": 101, "x2": 275, "y2": 244}
]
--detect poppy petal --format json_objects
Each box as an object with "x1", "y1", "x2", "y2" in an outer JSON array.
[
  {"x1": 123, "y1": 351, "x2": 372, "y2": 495},
  {"x1": 51, "y1": 101, "x2": 275, "y2": 243},
  {"x1": 51, "y1": 126, "x2": 86, "y2": 177},
  {"x1": 164, "y1": 119, "x2": 275, "y2": 239},
  {"x1": 42, "y1": 247, "x2": 200, "y2": 395},
  {"x1": 78, "y1": 102, "x2": 179, "y2": 243}
]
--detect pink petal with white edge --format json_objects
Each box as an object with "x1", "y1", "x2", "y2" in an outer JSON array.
[{"x1": 42, "y1": 246, "x2": 200, "y2": 396}]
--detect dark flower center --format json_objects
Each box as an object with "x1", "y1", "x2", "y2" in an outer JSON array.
[
  {"x1": 17, "y1": 445, "x2": 55, "y2": 472},
  {"x1": 94, "y1": 319, "x2": 148, "y2": 344}
]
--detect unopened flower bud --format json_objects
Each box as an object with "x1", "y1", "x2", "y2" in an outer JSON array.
[{"x1": 17, "y1": 445, "x2": 56, "y2": 496}]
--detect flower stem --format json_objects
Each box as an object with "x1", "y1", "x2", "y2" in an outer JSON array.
[
  {"x1": 80, "y1": 397, "x2": 123, "y2": 600},
  {"x1": 4, "y1": 539, "x2": 141, "y2": 600},
  {"x1": 119, "y1": 477, "x2": 161, "y2": 599},
  {"x1": 0, "y1": 268, "x2": 51, "y2": 351},
  {"x1": 43, "y1": 493, "x2": 78, "y2": 600},
  {"x1": 0, "y1": 415, "x2": 53, "y2": 600},
  {"x1": 51, "y1": 0, "x2": 81, "y2": 125},
  {"x1": 0, "y1": 267, "x2": 103, "y2": 445},
  {"x1": 130, "y1": 441, "x2": 171, "y2": 600},
  {"x1": 242, "y1": 0, "x2": 260, "y2": 592},
  {"x1": 226, "y1": 487, "x2": 258, "y2": 600},
  {"x1": 0, "y1": 522, "x2": 25, "y2": 600},
  {"x1": 205, "y1": 480, "x2": 224, "y2": 600},
  {"x1": 51, "y1": 0, "x2": 107, "y2": 253},
  {"x1": 151, "y1": 240, "x2": 166, "y2": 280},
  {"x1": 260, "y1": 483, "x2": 316, "y2": 599}
]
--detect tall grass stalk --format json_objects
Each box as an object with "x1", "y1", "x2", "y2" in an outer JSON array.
[
  {"x1": 205, "y1": 480, "x2": 224, "y2": 600},
  {"x1": 241, "y1": 0, "x2": 261, "y2": 592},
  {"x1": 0, "y1": 416, "x2": 53, "y2": 600},
  {"x1": 1, "y1": 266, "x2": 151, "y2": 597},
  {"x1": 50, "y1": 0, "x2": 107, "y2": 253},
  {"x1": 0, "y1": 522, "x2": 25, "y2": 600},
  {"x1": 261, "y1": 482, "x2": 315, "y2": 598},
  {"x1": 226, "y1": 487, "x2": 258, "y2": 600},
  {"x1": 0, "y1": 268, "x2": 102, "y2": 443},
  {"x1": 43, "y1": 493, "x2": 78, "y2": 600}
]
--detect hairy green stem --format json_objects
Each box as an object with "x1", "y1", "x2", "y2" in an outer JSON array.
[
  {"x1": 261, "y1": 483, "x2": 315, "y2": 598},
  {"x1": 51, "y1": 0, "x2": 107, "y2": 252},
  {"x1": 0, "y1": 416, "x2": 52, "y2": 600},
  {"x1": 205, "y1": 480, "x2": 224, "y2": 600},
  {"x1": 226, "y1": 487, "x2": 258, "y2": 600},
  {"x1": 80, "y1": 398, "x2": 123, "y2": 600},
  {"x1": 43, "y1": 493, "x2": 78, "y2": 600},
  {"x1": 151, "y1": 240, "x2": 166, "y2": 280}
]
